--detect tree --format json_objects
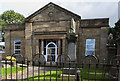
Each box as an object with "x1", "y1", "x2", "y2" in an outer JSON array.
[
  {"x1": 0, "y1": 10, "x2": 25, "y2": 41},
  {"x1": 108, "y1": 19, "x2": 120, "y2": 44},
  {"x1": 114, "y1": 19, "x2": 120, "y2": 39},
  {"x1": 1, "y1": 10, "x2": 25, "y2": 24}
]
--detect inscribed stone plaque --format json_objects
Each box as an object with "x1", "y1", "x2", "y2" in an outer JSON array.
[{"x1": 68, "y1": 42, "x2": 75, "y2": 61}]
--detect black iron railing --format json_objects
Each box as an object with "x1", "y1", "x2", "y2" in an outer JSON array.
[{"x1": 1, "y1": 54, "x2": 120, "y2": 81}]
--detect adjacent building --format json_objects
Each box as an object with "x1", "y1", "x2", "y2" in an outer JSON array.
[{"x1": 5, "y1": 2, "x2": 109, "y2": 63}]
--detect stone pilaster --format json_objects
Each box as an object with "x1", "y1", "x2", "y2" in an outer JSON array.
[
  {"x1": 5, "y1": 30, "x2": 11, "y2": 56},
  {"x1": 62, "y1": 39, "x2": 66, "y2": 55},
  {"x1": 36, "y1": 39, "x2": 39, "y2": 54},
  {"x1": 58, "y1": 39, "x2": 61, "y2": 56},
  {"x1": 25, "y1": 23, "x2": 32, "y2": 61},
  {"x1": 100, "y1": 27, "x2": 109, "y2": 63},
  {"x1": 41, "y1": 39, "x2": 44, "y2": 55}
]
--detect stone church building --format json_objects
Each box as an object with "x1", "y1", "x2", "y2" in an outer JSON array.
[{"x1": 5, "y1": 2, "x2": 109, "y2": 63}]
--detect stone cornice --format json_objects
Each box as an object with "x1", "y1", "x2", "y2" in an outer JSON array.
[
  {"x1": 4, "y1": 23, "x2": 25, "y2": 31},
  {"x1": 81, "y1": 18, "x2": 109, "y2": 28}
]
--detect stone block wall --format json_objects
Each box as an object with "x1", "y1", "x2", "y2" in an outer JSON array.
[
  {"x1": 5, "y1": 30, "x2": 25, "y2": 56},
  {"x1": 10, "y1": 30, "x2": 25, "y2": 56},
  {"x1": 78, "y1": 28, "x2": 101, "y2": 63},
  {"x1": 5, "y1": 24, "x2": 25, "y2": 59},
  {"x1": 78, "y1": 19, "x2": 109, "y2": 63}
]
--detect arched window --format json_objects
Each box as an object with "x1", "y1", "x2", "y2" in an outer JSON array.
[{"x1": 45, "y1": 42, "x2": 57, "y2": 62}]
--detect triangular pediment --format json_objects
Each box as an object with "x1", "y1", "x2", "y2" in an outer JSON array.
[{"x1": 25, "y1": 2, "x2": 81, "y2": 22}]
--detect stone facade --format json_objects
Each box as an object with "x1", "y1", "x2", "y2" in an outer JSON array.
[
  {"x1": 5, "y1": 24, "x2": 25, "y2": 58},
  {"x1": 5, "y1": 2, "x2": 109, "y2": 63}
]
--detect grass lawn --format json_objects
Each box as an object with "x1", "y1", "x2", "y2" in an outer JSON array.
[
  {"x1": 81, "y1": 68, "x2": 109, "y2": 81},
  {"x1": 2, "y1": 67, "x2": 26, "y2": 76},
  {"x1": 20, "y1": 68, "x2": 109, "y2": 81},
  {"x1": 20, "y1": 70, "x2": 64, "y2": 81}
]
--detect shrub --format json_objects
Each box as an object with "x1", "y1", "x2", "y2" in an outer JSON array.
[{"x1": 6, "y1": 56, "x2": 16, "y2": 61}]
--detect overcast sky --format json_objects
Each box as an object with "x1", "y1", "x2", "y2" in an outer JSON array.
[{"x1": 0, "y1": 0, "x2": 119, "y2": 27}]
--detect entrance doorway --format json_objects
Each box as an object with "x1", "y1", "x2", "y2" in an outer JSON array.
[{"x1": 45, "y1": 42, "x2": 57, "y2": 62}]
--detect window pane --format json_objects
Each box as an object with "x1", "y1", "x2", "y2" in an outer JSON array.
[
  {"x1": 47, "y1": 48, "x2": 50, "y2": 54},
  {"x1": 48, "y1": 44, "x2": 55, "y2": 47},
  {"x1": 14, "y1": 40, "x2": 21, "y2": 54},
  {"x1": 86, "y1": 39, "x2": 95, "y2": 45},
  {"x1": 86, "y1": 39, "x2": 95, "y2": 56},
  {"x1": 51, "y1": 49, "x2": 55, "y2": 54},
  {"x1": 86, "y1": 50, "x2": 95, "y2": 56},
  {"x1": 86, "y1": 45, "x2": 95, "y2": 49},
  {"x1": 15, "y1": 46, "x2": 21, "y2": 49},
  {"x1": 47, "y1": 55, "x2": 55, "y2": 61},
  {"x1": 47, "y1": 48, "x2": 55, "y2": 54},
  {"x1": 15, "y1": 40, "x2": 21, "y2": 44},
  {"x1": 15, "y1": 50, "x2": 20, "y2": 54}
]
